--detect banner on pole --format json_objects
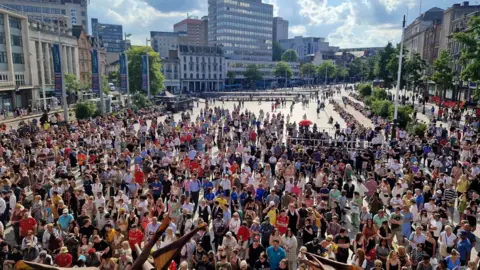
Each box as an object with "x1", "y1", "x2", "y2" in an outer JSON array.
[
  {"x1": 91, "y1": 50, "x2": 99, "y2": 95},
  {"x1": 120, "y1": 53, "x2": 127, "y2": 92},
  {"x1": 51, "y1": 44, "x2": 63, "y2": 99},
  {"x1": 141, "y1": 55, "x2": 148, "y2": 91}
]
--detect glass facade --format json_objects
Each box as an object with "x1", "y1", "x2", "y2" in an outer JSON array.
[
  {"x1": 208, "y1": 0, "x2": 273, "y2": 61},
  {"x1": 92, "y1": 18, "x2": 124, "y2": 53}
]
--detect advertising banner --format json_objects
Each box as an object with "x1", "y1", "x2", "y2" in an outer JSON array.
[
  {"x1": 91, "y1": 50, "x2": 99, "y2": 95},
  {"x1": 51, "y1": 44, "x2": 63, "y2": 99}
]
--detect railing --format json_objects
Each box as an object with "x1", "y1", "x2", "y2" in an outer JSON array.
[{"x1": 286, "y1": 137, "x2": 390, "y2": 150}]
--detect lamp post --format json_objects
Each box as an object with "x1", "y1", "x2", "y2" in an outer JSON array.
[
  {"x1": 95, "y1": 25, "x2": 106, "y2": 114},
  {"x1": 146, "y1": 38, "x2": 151, "y2": 99},
  {"x1": 392, "y1": 15, "x2": 406, "y2": 140},
  {"x1": 124, "y1": 33, "x2": 132, "y2": 105},
  {"x1": 56, "y1": 15, "x2": 69, "y2": 122},
  {"x1": 37, "y1": 21, "x2": 47, "y2": 111}
]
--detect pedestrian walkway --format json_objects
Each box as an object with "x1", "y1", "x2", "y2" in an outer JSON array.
[{"x1": 337, "y1": 95, "x2": 375, "y2": 129}]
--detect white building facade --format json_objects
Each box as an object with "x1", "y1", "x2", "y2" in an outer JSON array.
[
  {"x1": 178, "y1": 45, "x2": 225, "y2": 92},
  {"x1": 279, "y1": 36, "x2": 338, "y2": 60},
  {"x1": 28, "y1": 20, "x2": 79, "y2": 109},
  {"x1": 226, "y1": 59, "x2": 300, "y2": 87}
]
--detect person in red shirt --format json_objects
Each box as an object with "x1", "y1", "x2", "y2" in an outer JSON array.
[
  {"x1": 134, "y1": 165, "x2": 145, "y2": 185},
  {"x1": 128, "y1": 224, "x2": 144, "y2": 250},
  {"x1": 55, "y1": 247, "x2": 73, "y2": 267},
  {"x1": 276, "y1": 209, "x2": 289, "y2": 235},
  {"x1": 19, "y1": 210, "x2": 37, "y2": 238},
  {"x1": 237, "y1": 221, "x2": 250, "y2": 258}
]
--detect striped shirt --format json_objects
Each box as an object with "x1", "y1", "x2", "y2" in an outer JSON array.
[{"x1": 443, "y1": 188, "x2": 457, "y2": 204}]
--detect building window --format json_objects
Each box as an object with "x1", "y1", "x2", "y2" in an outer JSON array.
[
  {"x1": 0, "y1": 52, "x2": 7, "y2": 63},
  {"x1": 11, "y1": 35, "x2": 22, "y2": 47},
  {"x1": 62, "y1": 9, "x2": 66, "y2": 15},
  {"x1": 196, "y1": 74, "x2": 199, "y2": 79},
  {"x1": 0, "y1": 14, "x2": 4, "y2": 25},
  {"x1": 0, "y1": 33, "x2": 5, "y2": 45},
  {"x1": 15, "y1": 74, "x2": 25, "y2": 85},
  {"x1": 9, "y1": 17, "x2": 21, "y2": 29},
  {"x1": 0, "y1": 74, "x2": 8, "y2": 82},
  {"x1": 81, "y1": 11, "x2": 86, "y2": 16},
  {"x1": 184, "y1": 73, "x2": 186, "y2": 79},
  {"x1": 12, "y1": 53, "x2": 24, "y2": 64}
]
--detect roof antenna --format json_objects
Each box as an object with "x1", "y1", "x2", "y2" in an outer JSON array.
[{"x1": 419, "y1": 0, "x2": 423, "y2": 16}]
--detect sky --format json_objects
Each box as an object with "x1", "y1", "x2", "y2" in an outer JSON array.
[{"x1": 88, "y1": 0, "x2": 471, "y2": 49}]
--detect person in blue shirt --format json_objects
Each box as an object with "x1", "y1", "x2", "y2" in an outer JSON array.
[
  {"x1": 445, "y1": 250, "x2": 461, "y2": 270},
  {"x1": 202, "y1": 179, "x2": 214, "y2": 191},
  {"x1": 255, "y1": 184, "x2": 265, "y2": 203},
  {"x1": 456, "y1": 231, "x2": 472, "y2": 266},
  {"x1": 151, "y1": 178, "x2": 162, "y2": 201},
  {"x1": 266, "y1": 239, "x2": 286, "y2": 270},
  {"x1": 58, "y1": 208, "x2": 74, "y2": 231},
  {"x1": 204, "y1": 188, "x2": 215, "y2": 204},
  {"x1": 415, "y1": 189, "x2": 425, "y2": 210}
]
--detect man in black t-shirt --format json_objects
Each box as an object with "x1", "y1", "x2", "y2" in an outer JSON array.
[
  {"x1": 305, "y1": 238, "x2": 324, "y2": 256},
  {"x1": 334, "y1": 228, "x2": 350, "y2": 263},
  {"x1": 248, "y1": 236, "x2": 265, "y2": 267}
]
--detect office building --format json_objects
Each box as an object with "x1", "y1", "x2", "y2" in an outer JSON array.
[
  {"x1": 279, "y1": 36, "x2": 338, "y2": 60},
  {"x1": 403, "y1": 7, "x2": 444, "y2": 59},
  {"x1": 174, "y1": 16, "x2": 208, "y2": 46},
  {"x1": 440, "y1": 1, "x2": 480, "y2": 52},
  {"x1": 161, "y1": 51, "x2": 181, "y2": 94},
  {"x1": 91, "y1": 18, "x2": 124, "y2": 53},
  {"x1": 29, "y1": 19, "x2": 79, "y2": 108},
  {"x1": 151, "y1": 31, "x2": 187, "y2": 59},
  {"x1": 0, "y1": 7, "x2": 33, "y2": 111},
  {"x1": 273, "y1": 17, "x2": 288, "y2": 42},
  {"x1": 0, "y1": 0, "x2": 89, "y2": 32},
  {"x1": 208, "y1": 0, "x2": 273, "y2": 61},
  {"x1": 178, "y1": 45, "x2": 225, "y2": 92}
]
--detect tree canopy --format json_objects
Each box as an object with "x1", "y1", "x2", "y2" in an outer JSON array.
[
  {"x1": 244, "y1": 64, "x2": 263, "y2": 88},
  {"x1": 274, "y1": 61, "x2": 293, "y2": 79},
  {"x1": 431, "y1": 50, "x2": 453, "y2": 99},
  {"x1": 281, "y1": 49, "x2": 299, "y2": 62},
  {"x1": 273, "y1": 41, "x2": 284, "y2": 62},
  {"x1": 127, "y1": 46, "x2": 164, "y2": 95}
]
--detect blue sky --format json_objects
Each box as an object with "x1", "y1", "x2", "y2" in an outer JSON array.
[{"x1": 88, "y1": 0, "x2": 465, "y2": 49}]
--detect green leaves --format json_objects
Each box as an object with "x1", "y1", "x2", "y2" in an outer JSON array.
[
  {"x1": 281, "y1": 49, "x2": 299, "y2": 62},
  {"x1": 431, "y1": 50, "x2": 453, "y2": 98},
  {"x1": 127, "y1": 46, "x2": 164, "y2": 95},
  {"x1": 244, "y1": 64, "x2": 263, "y2": 88},
  {"x1": 273, "y1": 61, "x2": 293, "y2": 79},
  {"x1": 272, "y1": 41, "x2": 284, "y2": 61}
]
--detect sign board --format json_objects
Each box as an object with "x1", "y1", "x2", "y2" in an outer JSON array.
[
  {"x1": 91, "y1": 50, "x2": 99, "y2": 95},
  {"x1": 141, "y1": 55, "x2": 148, "y2": 91},
  {"x1": 51, "y1": 44, "x2": 63, "y2": 99}
]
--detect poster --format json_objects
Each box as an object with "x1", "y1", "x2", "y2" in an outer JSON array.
[{"x1": 51, "y1": 44, "x2": 62, "y2": 99}]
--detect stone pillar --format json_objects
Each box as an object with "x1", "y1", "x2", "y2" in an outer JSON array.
[
  {"x1": 45, "y1": 43, "x2": 52, "y2": 85},
  {"x1": 4, "y1": 15, "x2": 14, "y2": 84},
  {"x1": 62, "y1": 45, "x2": 68, "y2": 75}
]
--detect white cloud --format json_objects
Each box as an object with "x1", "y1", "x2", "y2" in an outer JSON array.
[
  {"x1": 298, "y1": 0, "x2": 351, "y2": 25},
  {"x1": 379, "y1": 0, "x2": 416, "y2": 13},
  {"x1": 264, "y1": 0, "x2": 280, "y2": 17},
  {"x1": 290, "y1": 25, "x2": 307, "y2": 36}
]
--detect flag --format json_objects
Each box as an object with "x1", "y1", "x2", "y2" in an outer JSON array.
[
  {"x1": 152, "y1": 222, "x2": 207, "y2": 270},
  {"x1": 130, "y1": 216, "x2": 172, "y2": 270},
  {"x1": 15, "y1": 260, "x2": 96, "y2": 270}
]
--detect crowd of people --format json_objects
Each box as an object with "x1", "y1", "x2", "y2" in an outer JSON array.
[{"x1": 0, "y1": 85, "x2": 477, "y2": 270}]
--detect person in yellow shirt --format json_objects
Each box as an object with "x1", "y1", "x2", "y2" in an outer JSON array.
[
  {"x1": 104, "y1": 224, "x2": 116, "y2": 245},
  {"x1": 263, "y1": 201, "x2": 278, "y2": 226},
  {"x1": 456, "y1": 175, "x2": 469, "y2": 194},
  {"x1": 402, "y1": 191, "x2": 414, "y2": 208}
]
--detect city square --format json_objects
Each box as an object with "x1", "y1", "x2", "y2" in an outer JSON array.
[{"x1": 0, "y1": 0, "x2": 478, "y2": 270}]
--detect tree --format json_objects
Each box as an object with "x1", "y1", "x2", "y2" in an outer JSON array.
[
  {"x1": 358, "y1": 84, "x2": 372, "y2": 97},
  {"x1": 335, "y1": 66, "x2": 348, "y2": 82},
  {"x1": 300, "y1": 63, "x2": 316, "y2": 83},
  {"x1": 132, "y1": 92, "x2": 153, "y2": 109},
  {"x1": 281, "y1": 49, "x2": 299, "y2": 62},
  {"x1": 273, "y1": 41, "x2": 284, "y2": 62},
  {"x1": 102, "y1": 74, "x2": 110, "y2": 94},
  {"x1": 108, "y1": 68, "x2": 120, "y2": 87},
  {"x1": 316, "y1": 61, "x2": 336, "y2": 83},
  {"x1": 386, "y1": 43, "x2": 408, "y2": 89},
  {"x1": 75, "y1": 101, "x2": 97, "y2": 119},
  {"x1": 431, "y1": 50, "x2": 453, "y2": 99},
  {"x1": 274, "y1": 61, "x2": 293, "y2": 81},
  {"x1": 372, "y1": 87, "x2": 388, "y2": 100},
  {"x1": 244, "y1": 64, "x2": 263, "y2": 89},
  {"x1": 64, "y1": 73, "x2": 82, "y2": 94},
  {"x1": 127, "y1": 46, "x2": 164, "y2": 95},
  {"x1": 347, "y1": 58, "x2": 362, "y2": 81},
  {"x1": 404, "y1": 52, "x2": 427, "y2": 93},
  {"x1": 227, "y1": 71, "x2": 236, "y2": 85},
  {"x1": 374, "y1": 42, "x2": 395, "y2": 86},
  {"x1": 454, "y1": 15, "x2": 480, "y2": 101}
]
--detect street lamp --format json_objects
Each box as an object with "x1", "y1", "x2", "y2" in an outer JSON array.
[
  {"x1": 146, "y1": 38, "x2": 151, "y2": 99},
  {"x1": 392, "y1": 15, "x2": 406, "y2": 140},
  {"x1": 95, "y1": 25, "x2": 106, "y2": 114}
]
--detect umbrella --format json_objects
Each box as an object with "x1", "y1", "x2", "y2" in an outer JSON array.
[{"x1": 299, "y1": 119, "x2": 313, "y2": 127}]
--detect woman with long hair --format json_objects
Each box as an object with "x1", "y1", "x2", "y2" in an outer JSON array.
[
  {"x1": 282, "y1": 228, "x2": 298, "y2": 270},
  {"x1": 386, "y1": 250, "x2": 401, "y2": 270},
  {"x1": 353, "y1": 248, "x2": 367, "y2": 270}
]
